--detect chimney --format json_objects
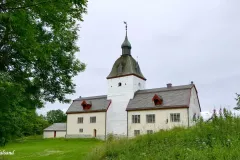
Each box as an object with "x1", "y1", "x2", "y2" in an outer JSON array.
[{"x1": 167, "y1": 83, "x2": 172, "y2": 88}]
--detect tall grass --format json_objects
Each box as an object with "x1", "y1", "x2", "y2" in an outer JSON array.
[{"x1": 87, "y1": 112, "x2": 240, "y2": 160}]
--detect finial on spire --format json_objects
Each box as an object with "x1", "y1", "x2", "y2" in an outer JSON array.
[
  {"x1": 124, "y1": 21, "x2": 127, "y2": 36},
  {"x1": 121, "y1": 21, "x2": 131, "y2": 52}
]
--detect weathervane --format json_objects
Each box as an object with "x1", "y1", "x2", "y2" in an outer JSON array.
[{"x1": 124, "y1": 21, "x2": 127, "y2": 35}]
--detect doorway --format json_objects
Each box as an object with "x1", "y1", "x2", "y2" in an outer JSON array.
[
  {"x1": 93, "y1": 129, "x2": 97, "y2": 138},
  {"x1": 54, "y1": 131, "x2": 56, "y2": 138}
]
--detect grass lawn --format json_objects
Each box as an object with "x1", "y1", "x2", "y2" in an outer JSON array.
[{"x1": 0, "y1": 136, "x2": 103, "y2": 160}]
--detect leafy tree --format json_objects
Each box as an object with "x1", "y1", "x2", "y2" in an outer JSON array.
[
  {"x1": 20, "y1": 110, "x2": 49, "y2": 136},
  {"x1": 0, "y1": 0, "x2": 87, "y2": 143},
  {"x1": 46, "y1": 109, "x2": 67, "y2": 124},
  {"x1": 234, "y1": 93, "x2": 240, "y2": 110},
  {"x1": 0, "y1": 72, "x2": 25, "y2": 143},
  {"x1": 0, "y1": 0, "x2": 87, "y2": 107}
]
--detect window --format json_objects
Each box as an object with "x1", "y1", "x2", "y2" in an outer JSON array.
[
  {"x1": 78, "y1": 117, "x2": 83, "y2": 123},
  {"x1": 146, "y1": 114, "x2": 155, "y2": 123},
  {"x1": 132, "y1": 115, "x2": 140, "y2": 123},
  {"x1": 79, "y1": 128, "x2": 83, "y2": 133},
  {"x1": 90, "y1": 116, "x2": 96, "y2": 123},
  {"x1": 134, "y1": 130, "x2": 140, "y2": 136},
  {"x1": 147, "y1": 130, "x2": 153, "y2": 134},
  {"x1": 118, "y1": 82, "x2": 122, "y2": 87},
  {"x1": 170, "y1": 113, "x2": 180, "y2": 122}
]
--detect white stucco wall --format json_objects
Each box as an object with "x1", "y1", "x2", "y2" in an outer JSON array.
[
  {"x1": 56, "y1": 131, "x2": 66, "y2": 137},
  {"x1": 188, "y1": 86, "x2": 201, "y2": 126},
  {"x1": 128, "y1": 108, "x2": 188, "y2": 137},
  {"x1": 43, "y1": 131, "x2": 66, "y2": 138},
  {"x1": 66, "y1": 112, "x2": 106, "y2": 139},
  {"x1": 107, "y1": 75, "x2": 146, "y2": 136},
  {"x1": 43, "y1": 131, "x2": 54, "y2": 138}
]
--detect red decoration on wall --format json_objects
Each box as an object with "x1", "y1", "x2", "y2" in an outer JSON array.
[
  {"x1": 152, "y1": 94, "x2": 163, "y2": 105},
  {"x1": 81, "y1": 100, "x2": 92, "y2": 110}
]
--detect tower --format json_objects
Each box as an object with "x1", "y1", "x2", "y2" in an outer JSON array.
[{"x1": 106, "y1": 22, "x2": 146, "y2": 136}]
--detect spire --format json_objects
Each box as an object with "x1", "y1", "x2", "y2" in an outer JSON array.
[{"x1": 121, "y1": 21, "x2": 131, "y2": 55}]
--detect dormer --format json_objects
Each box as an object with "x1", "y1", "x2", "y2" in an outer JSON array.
[
  {"x1": 81, "y1": 100, "x2": 92, "y2": 110},
  {"x1": 152, "y1": 94, "x2": 163, "y2": 106}
]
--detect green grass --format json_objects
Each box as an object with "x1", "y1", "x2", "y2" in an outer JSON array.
[
  {"x1": 87, "y1": 115, "x2": 240, "y2": 160},
  {"x1": 0, "y1": 136, "x2": 103, "y2": 160},
  {"x1": 2, "y1": 113, "x2": 240, "y2": 160}
]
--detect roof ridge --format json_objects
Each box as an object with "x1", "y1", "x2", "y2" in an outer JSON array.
[
  {"x1": 137, "y1": 84, "x2": 193, "y2": 94},
  {"x1": 74, "y1": 95, "x2": 107, "y2": 101}
]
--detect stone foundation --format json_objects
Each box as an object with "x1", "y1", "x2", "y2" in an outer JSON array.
[{"x1": 65, "y1": 134, "x2": 105, "y2": 140}]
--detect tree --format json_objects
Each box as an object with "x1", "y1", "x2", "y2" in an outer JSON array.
[
  {"x1": 0, "y1": 0, "x2": 87, "y2": 142},
  {"x1": 46, "y1": 109, "x2": 67, "y2": 124},
  {"x1": 0, "y1": 0, "x2": 87, "y2": 107},
  {"x1": 234, "y1": 93, "x2": 240, "y2": 110}
]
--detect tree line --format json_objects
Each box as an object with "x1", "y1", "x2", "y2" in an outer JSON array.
[{"x1": 0, "y1": 108, "x2": 67, "y2": 146}]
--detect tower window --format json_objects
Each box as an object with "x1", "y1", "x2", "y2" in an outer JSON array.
[{"x1": 118, "y1": 82, "x2": 122, "y2": 87}]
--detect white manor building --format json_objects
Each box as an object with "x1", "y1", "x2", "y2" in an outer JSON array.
[{"x1": 44, "y1": 28, "x2": 201, "y2": 139}]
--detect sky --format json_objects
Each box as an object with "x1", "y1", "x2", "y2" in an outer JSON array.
[{"x1": 38, "y1": 0, "x2": 240, "y2": 116}]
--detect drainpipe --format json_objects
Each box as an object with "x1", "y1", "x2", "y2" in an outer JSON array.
[
  {"x1": 105, "y1": 111, "x2": 107, "y2": 140},
  {"x1": 187, "y1": 108, "x2": 190, "y2": 127},
  {"x1": 66, "y1": 114, "x2": 68, "y2": 138},
  {"x1": 127, "y1": 111, "x2": 128, "y2": 138}
]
